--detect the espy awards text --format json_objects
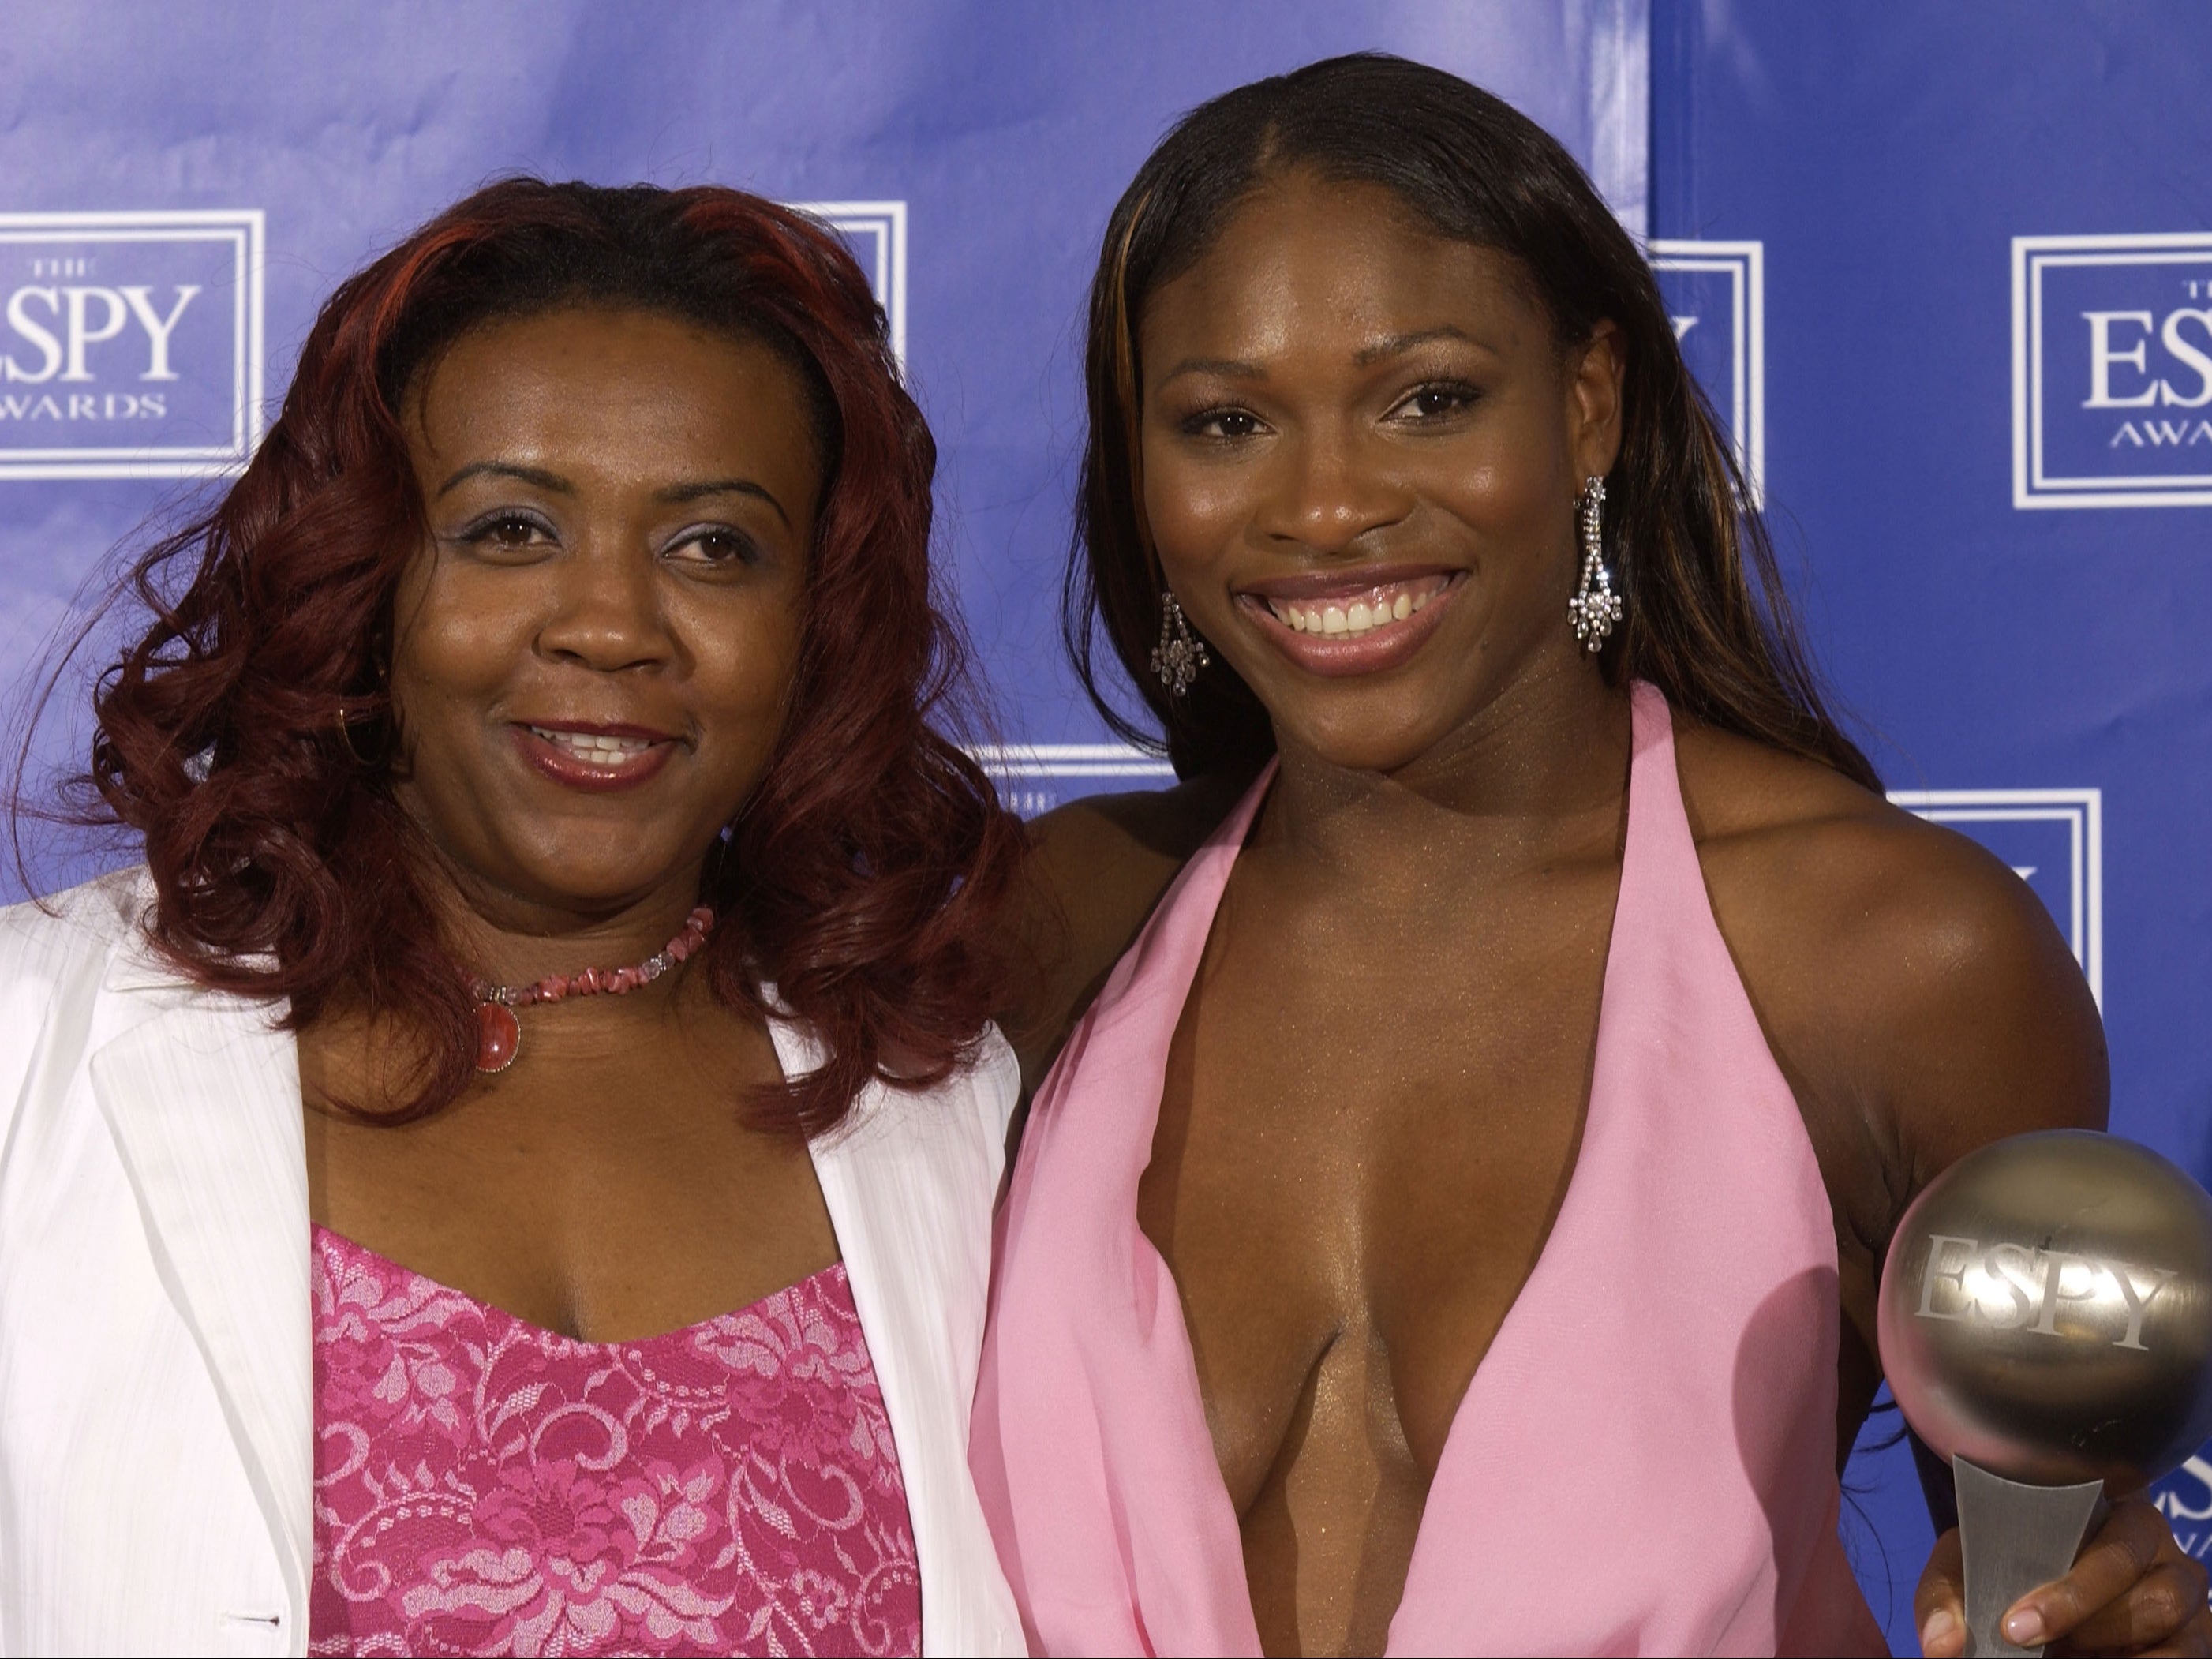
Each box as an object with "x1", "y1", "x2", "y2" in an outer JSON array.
[
  {"x1": 1918, "y1": 1233, "x2": 2176, "y2": 1350},
  {"x1": 0, "y1": 270, "x2": 199, "y2": 425}
]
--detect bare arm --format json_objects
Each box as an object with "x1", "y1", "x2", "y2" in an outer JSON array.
[
  {"x1": 1678, "y1": 720, "x2": 2106, "y2": 1305},
  {"x1": 998, "y1": 770, "x2": 1254, "y2": 1097},
  {"x1": 1680, "y1": 725, "x2": 2206, "y2": 1656}
]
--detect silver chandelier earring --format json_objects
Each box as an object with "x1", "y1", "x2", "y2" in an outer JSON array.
[
  {"x1": 1566, "y1": 475, "x2": 1623, "y2": 653},
  {"x1": 1151, "y1": 590, "x2": 1209, "y2": 697}
]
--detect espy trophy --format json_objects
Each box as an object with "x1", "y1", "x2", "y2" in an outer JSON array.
[{"x1": 1878, "y1": 1129, "x2": 2212, "y2": 1657}]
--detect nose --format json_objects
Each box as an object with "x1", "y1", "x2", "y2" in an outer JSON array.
[
  {"x1": 533, "y1": 534, "x2": 675, "y2": 674},
  {"x1": 1253, "y1": 421, "x2": 1412, "y2": 556}
]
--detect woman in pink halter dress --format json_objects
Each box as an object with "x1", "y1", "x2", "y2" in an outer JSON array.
[
  {"x1": 978, "y1": 687, "x2": 1880, "y2": 1654},
  {"x1": 980, "y1": 55, "x2": 2206, "y2": 1659}
]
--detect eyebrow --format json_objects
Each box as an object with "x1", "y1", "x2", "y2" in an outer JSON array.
[
  {"x1": 1156, "y1": 354, "x2": 1266, "y2": 388},
  {"x1": 1154, "y1": 325, "x2": 1488, "y2": 389},
  {"x1": 1353, "y1": 325, "x2": 1477, "y2": 365},
  {"x1": 655, "y1": 477, "x2": 792, "y2": 529},
  {"x1": 436, "y1": 460, "x2": 570, "y2": 498},
  {"x1": 435, "y1": 462, "x2": 792, "y2": 530}
]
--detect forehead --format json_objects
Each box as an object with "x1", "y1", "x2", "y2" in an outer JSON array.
[
  {"x1": 1138, "y1": 174, "x2": 1551, "y2": 364},
  {"x1": 406, "y1": 307, "x2": 820, "y2": 478}
]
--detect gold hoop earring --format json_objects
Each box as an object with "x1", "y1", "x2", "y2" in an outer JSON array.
[{"x1": 336, "y1": 706, "x2": 388, "y2": 768}]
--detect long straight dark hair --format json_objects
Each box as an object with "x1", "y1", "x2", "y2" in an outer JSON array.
[{"x1": 1064, "y1": 52, "x2": 1877, "y2": 790}]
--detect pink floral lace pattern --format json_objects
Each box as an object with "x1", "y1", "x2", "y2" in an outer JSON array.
[{"x1": 309, "y1": 1226, "x2": 922, "y2": 1657}]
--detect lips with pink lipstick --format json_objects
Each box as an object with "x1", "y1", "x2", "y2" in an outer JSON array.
[
  {"x1": 1234, "y1": 567, "x2": 1464, "y2": 677},
  {"x1": 511, "y1": 719, "x2": 680, "y2": 792}
]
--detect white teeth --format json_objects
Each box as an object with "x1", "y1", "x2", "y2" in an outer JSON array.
[
  {"x1": 530, "y1": 726, "x2": 653, "y2": 765},
  {"x1": 1263, "y1": 578, "x2": 1448, "y2": 640}
]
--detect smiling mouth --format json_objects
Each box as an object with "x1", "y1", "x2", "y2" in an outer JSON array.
[
  {"x1": 511, "y1": 722, "x2": 679, "y2": 792},
  {"x1": 1257, "y1": 574, "x2": 1454, "y2": 639},
  {"x1": 525, "y1": 725, "x2": 661, "y2": 765}
]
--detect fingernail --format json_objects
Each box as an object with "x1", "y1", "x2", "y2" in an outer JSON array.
[
  {"x1": 2002, "y1": 1607, "x2": 2045, "y2": 1646},
  {"x1": 1920, "y1": 1608, "x2": 1959, "y2": 1652}
]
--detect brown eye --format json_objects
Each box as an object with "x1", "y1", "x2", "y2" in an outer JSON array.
[
  {"x1": 666, "y1": 526, "x2": 762, "y2": 569},
  {"x1": 1391, "y1": 381, "x2": 1480, "y2": 422},
  {"x1": 1181, "y1": 407, "x2": 1265, "y2": 440},
  {"x1": 458, "y1": 511, "x2": 555, "y2": 550}
]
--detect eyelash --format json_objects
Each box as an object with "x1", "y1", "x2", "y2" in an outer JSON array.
[
  {"x1": 1390, "y1": 380, "x2": 1482, "y2": 421},
  {"x1": 1176, "y1": 379, "x2": 1484, "y2": 440},
  {"x1": 451, "y1": 514, "x2": 762, "y2": 568},
  {"x1": 667, "y1": 526, "x2": 762, "y2": 567},
  {"x1": 1179, "y1": 407, "x2": 1264, "y2": 441},
  {"x1": 457, "y1": 510, "x2": 555, "y2": 547}
]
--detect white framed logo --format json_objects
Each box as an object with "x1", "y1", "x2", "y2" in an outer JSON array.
[
  {"x1": 0, "y1": 210, "x2": 264, "y2": 481},
  {"x1": 2154, "y1": 1455, "x2": 2212, "y2": 1549},
  {"x1": 790, "y1": 200, "x2": 907, "y2": 366},
  {"x1": 971, "y1": 742, "x2": 1174, "y2": 819},
  {"x1": 1650, "y1": 239, "x2": 1765, "y2": 505},
  {"x1": 1888, "y1": 788, "x2": 2103, "y2": 1007},
  {"x1": 2012, "y1": 233, "x2": 2212, "y2": 509}
]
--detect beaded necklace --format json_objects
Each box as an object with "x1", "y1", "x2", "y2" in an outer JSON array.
[{"x1": 469, "y1": 905, "x2": 714, "y2": 1073}]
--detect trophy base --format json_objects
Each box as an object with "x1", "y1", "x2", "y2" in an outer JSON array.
[{"x1": 1953, "y1": 1455, "x2": 2105, "y2": 1658}]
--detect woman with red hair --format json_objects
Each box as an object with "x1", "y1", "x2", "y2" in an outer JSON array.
[{"x1": 0, "y1": 181, "x2": 1024, "y2": 1657}]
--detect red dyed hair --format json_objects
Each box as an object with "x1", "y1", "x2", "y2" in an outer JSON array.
[{"x1": 78, "y1": 178, "x2": 1020, "y2": 1133}]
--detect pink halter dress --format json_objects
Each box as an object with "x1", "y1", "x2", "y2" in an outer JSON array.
[
  {"x1": 309, "y1": 1226, "x2": 921, "y2": 1658},
  {"x1": 970, "y1": 683, "x2": 1887, "y2": 1657}
]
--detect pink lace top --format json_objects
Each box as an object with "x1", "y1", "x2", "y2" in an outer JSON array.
[{"x1": 308, "y1": 1226, "x2": 922, "y2": 1658}]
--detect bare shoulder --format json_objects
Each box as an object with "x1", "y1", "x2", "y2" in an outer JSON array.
[
  {"x1": 1001, "y1": 768, "x2": 1256, "y2": 1093},
  {"x1": 1673, "y1": 719, "x2": 2019, "y2": 948},
  {"x1": 1672, "y1": 719, "x2": 2106, "y2": 1223}
]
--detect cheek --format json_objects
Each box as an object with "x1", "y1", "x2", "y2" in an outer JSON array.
[
  {"x1": 388, "y1": 564, "x2": 539, "y2": 729},
  {"x1": 1443, "y1": 451, "x2": 1559, "y2": 536},
  {"x1": 1443, "y1": 398, "x2": 1579, "y2": 537},
  {"x1": 1143, "y1": 451, "x2": 1248, "y2": 575},
  {"x1": 681, "y1": 594, "x2": 807, "y2": 757},
  {"x1": 1158, "y1": 462, "x2": 1247, "y2": 539}
]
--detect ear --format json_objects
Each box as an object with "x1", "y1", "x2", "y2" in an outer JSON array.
[{"x1": 1567, "y1": 319, "x2": 1626, "y2": 482}]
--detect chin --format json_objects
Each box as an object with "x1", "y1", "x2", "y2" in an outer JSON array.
[
  {"x1": 507, "y1": 847, "x2": 691, "y2": 910},
  {"x1": 1236, "y1": 661, "x2": 1443, "y2": 769},
  {"x1": 1274, "y1": 712, "x2": 1454, "y2": 777}
]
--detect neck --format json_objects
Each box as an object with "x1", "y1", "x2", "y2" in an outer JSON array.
[
  {"x1": 1259, "y1": 656, "x2": 1634, "y2": 892},
  {"x1": 425, "y1": 856, "x2": 717, "y2": 998}
]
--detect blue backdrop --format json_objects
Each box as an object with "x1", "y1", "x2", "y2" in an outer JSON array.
[
  {"x1": 4, "y1": 4, "x2": 2206, "y2": 1650},
  {"x1": 1650, "y1": 6, "x2": 2212, "y2": 1645}
]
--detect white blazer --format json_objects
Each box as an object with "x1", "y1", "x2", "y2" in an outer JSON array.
[{"x1": 0, "y1": 869, "x2": 1026, "y2": 1657}]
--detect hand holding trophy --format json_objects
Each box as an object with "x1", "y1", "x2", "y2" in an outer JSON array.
[{"x1": 1879, "y1": 1129, "x2": 2212, "y2": 1657}]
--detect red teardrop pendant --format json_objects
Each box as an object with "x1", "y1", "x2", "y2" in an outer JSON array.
[{"x1": 474, "y1": 1001, "x2": 521, "y2": 1073}]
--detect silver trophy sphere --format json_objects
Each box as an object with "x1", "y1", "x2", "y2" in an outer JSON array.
[
  {"x1": 1879, "y1": 1129, "x2": 2212, "y2": 1657},
  {"x1": 1879, "y1": 1129, "x2": 2212, "y2": 1490}
]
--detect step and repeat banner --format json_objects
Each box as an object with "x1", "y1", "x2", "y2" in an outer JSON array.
[
  {"x1": 0, "y1": 0, "x2": 1645, "y2": 833},
  {"x1": 1651, "y1": 4, "x2": 2212, "y2": 1646},
  {"x1": 5, "y1": 2, "x2": 2205, "y2": 1645}
]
